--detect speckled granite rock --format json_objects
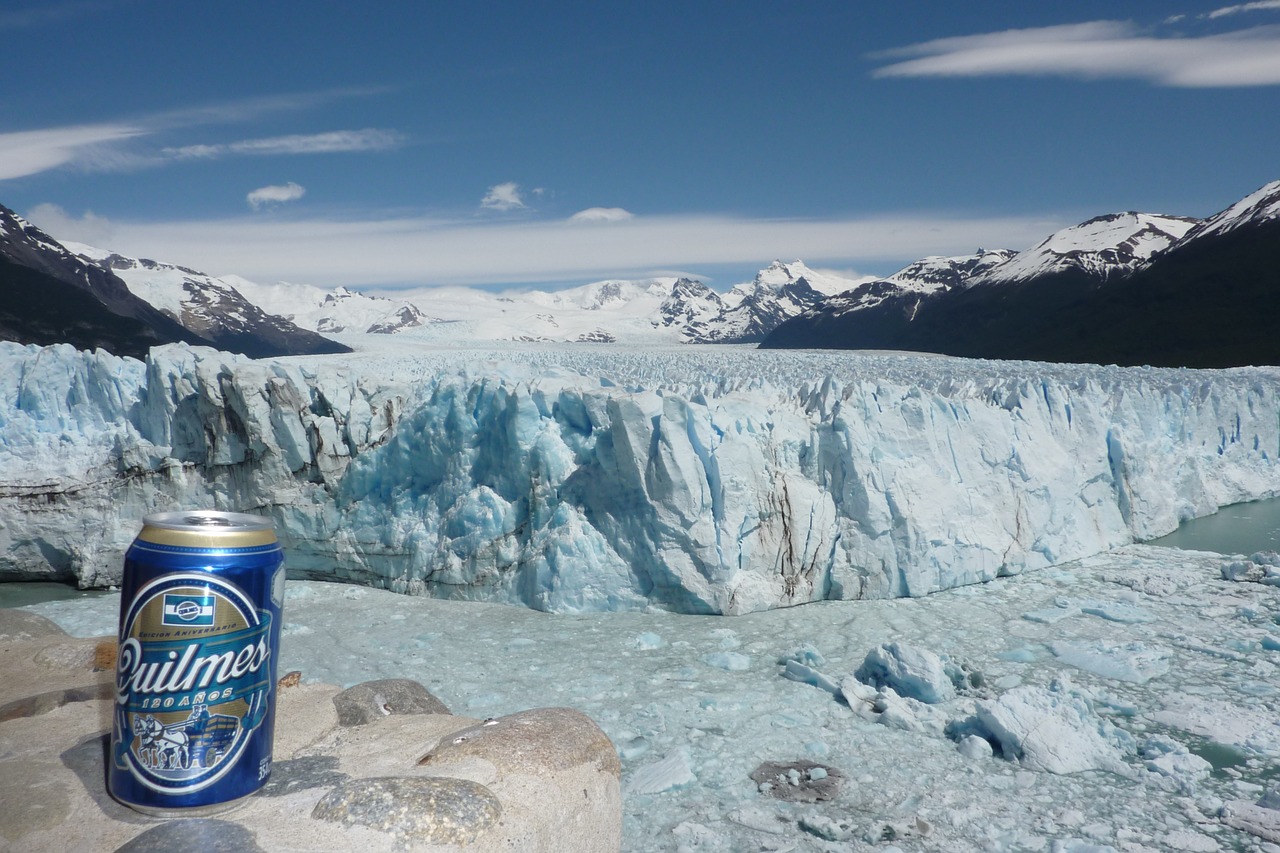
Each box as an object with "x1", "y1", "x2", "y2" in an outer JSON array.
[
  {"x1": 313, "y1": 776, "x2": 501, "y2": 844},
  {"x1": 0, "y1": 609, "x2": 622, "y2": 852}
]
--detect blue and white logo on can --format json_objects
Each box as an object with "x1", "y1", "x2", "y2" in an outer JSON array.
[{"x1": 162, "y1": 593, "x2": 216, "y2": 626}]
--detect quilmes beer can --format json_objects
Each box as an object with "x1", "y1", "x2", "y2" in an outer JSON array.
[{"x1": 109, "y1": 510, "x2": 286, "y2": 816}]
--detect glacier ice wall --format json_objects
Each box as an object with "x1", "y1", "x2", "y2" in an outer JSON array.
[{"x1": 1, "y1": 341, "x2": 1277, "y2": 614}]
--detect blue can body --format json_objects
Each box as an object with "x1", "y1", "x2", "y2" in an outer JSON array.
[{"x1": 109, "y1": 510, "x2": 285, "y2": 816}]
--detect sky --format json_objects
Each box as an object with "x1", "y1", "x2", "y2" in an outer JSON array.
[{"x1": 2, "y1": 0, "x2": 1279, "y2": 293}]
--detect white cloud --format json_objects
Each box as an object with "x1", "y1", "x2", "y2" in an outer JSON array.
[
  {"x1": 1208, "y1": 1, "x2": 1280, "y2": 19},
  {"x1": 25, "y1": 203, "x2": 116, "y2": 247},
  {"x1": 0, "y1": 123, "x2": 145, "y2": 180},
  {"x1": 872, "y1": 20, "x2": 1280, "y2": 87},
  {"x1": 481, "y1": 182, "x2": 527, "y2": 211},
  {"x1": 0, "y1": 106, "x2": 404, "y2": 181},
  {"x1": 247, "y1": 182, "x2": 307, "y2": 210},
  {"x1": 569, "y1": 207, "x2": 634, "y2": 223},
  {"x1": 165, "y1": 129, "x2": 404, "y2": 160},
  {"x1": 81, "y1": 210, "x2": 1063, "y2": 288}
]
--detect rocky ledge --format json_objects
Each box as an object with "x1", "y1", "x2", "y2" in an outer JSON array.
[{"x1": 0, "y1": 609, "x2": 622, "y2": 852}]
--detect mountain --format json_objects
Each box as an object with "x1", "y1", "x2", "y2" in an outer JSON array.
[
  {"x1": 972, "y1": 213, "x2": 1198, "y2": 286},
  {"x1": 685, "y1": 260, "x2": 864, "y2": 344},
  {"x1": 0, "y1": 205, "x2": 213, "y2": 360},
  {"x1": 224, "y1": 280, "x2": 436, "y2": 337},
  {"x1": 762, "y1": 181, "x2": 1280, "y2": 369},
  {"x1": 808, "y1": 249, "x2": 1017, "y2": 325},
  {"x1": 63, "y1": 245, "x2": 353, "y2": 358},
  {"x1": 0, "y1": 202, "x2": 353, "y2": 360},
  {"x1": 332, "y1": 264, "x2": 867, "y2": 346},
  {"x1": 656, "y1": 277, "x2": 727, "y2": 330}
]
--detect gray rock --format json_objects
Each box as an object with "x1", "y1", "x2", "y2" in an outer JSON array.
[
  {"x1": 0, "y1": 759, "x2": 71, "y2": 839},
  {"x1": 750, "y1": 761, "x2": 846, "y2": 803},
  {"x1": 115, "y1": 819, "x2": 264, "y2": 852},
  {"x1": 0, "y1": 609, "x2": 67, "y2": 642},
  {"x1": 0, "y1": 682, "x2": 114, "y2": 723},
  {"x1": 312, "y1": 776, "x2": 501, "y2": 844},
  {"x1": 418, "y1": 706, "x2": 621, "y2": 776},
  {"x1": 258, "y1": 755, "x2": 349, "y2": 797},
  {"x1": 332, "y1": 678, "x2": 450, "y2": 726}
]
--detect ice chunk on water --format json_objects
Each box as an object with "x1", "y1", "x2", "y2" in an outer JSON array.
[
  {"x1": 854, "y1": 641, "x2": 960, "y2": 704},
  {"x1": 1049, "y1": 640, "x2": 1172, "y2": 684},
  {"x1": 1140, "y1": 735, "x2": 1212, "y2": 794},
  {"x1": 628, "y1": 748, "x2": 696, "y2": 795},
  {"x1": 633, "y1": 632, "x2": 664, "y2": 650},
  {"x1": 971, "y1": 680, "x2": 1135, "y2": 775},
  {"x1": 701, "y1": 651, "x2": 751, "y2": 671},
  {"x1": 780, "y1": 660, "x2": 842, "y2": 696}
]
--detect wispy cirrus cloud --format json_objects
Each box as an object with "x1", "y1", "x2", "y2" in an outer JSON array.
[
  {"x1": 872, "y1": 20, "x2": 1280, "y2": 87},
  {"x1": 0, "y1": 90, "x2": 403, "y2": 181},
  {"x1": 164, "y1": 129, "x2": 404, "y2": 160},
  {"x1": 33, "y1": 208, "x2": 1063, "y2": 288},
  {"x1": 1207, "y1": 1, "x2": 1280, "y2": 19},
  {"x1": 0, "y1": 123, "x2": 146, "y2": 180}
]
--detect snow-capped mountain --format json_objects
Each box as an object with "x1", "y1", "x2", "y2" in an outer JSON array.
[
  {"x1": 228, "y1": 281, "x2": 435, "y2": 336},
  {"x1": 683, "y1": 260, "x2": 865, "y2": 344},
  {"x1": 817, "y1": 249, "x2": 1018, "y2": 319},
  {"x1": 887, "y1": 249, "x2": 1018, "y2": 292},
  {"x1": 973, "y1": 212, "x2": 1199, "y2": 285},
  {"x1": 748, "y1": 259, "x2": 867, "y2": 297},
  {"x1": 656, "y1": 278, "x2": 726, "y2": 330},
  {"x1": 0, "y1": 205, "x2": 213, "y2": 360},
  {"x1": 350, "y1": 265, "x2": 867, "y2": 346},
  {"x1": 1175, "y1": 178, "x2": 1280, "y2": 242},
  {"x1": 763, "y1": 180, "x2": 1280, "y2": 369},
  {"x1": 60, "y1": 245, "x2": 351, "y2": 358}
]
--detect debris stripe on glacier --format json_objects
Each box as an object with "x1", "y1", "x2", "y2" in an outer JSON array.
[{"x1": 0, "y1": 340, "x2": 1277, "y2": 614}]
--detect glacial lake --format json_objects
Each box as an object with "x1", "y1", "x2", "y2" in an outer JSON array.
[
  {"x1": 0, "y1": 581, "x2": 114, "y2": 610},
  {"x1": 1144, "y1": 494, "x2": 1280, "y2": 555}
]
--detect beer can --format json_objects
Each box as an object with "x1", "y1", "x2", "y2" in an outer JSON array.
[{"x1": 109, "y1": 510, "x2": 286, "y2": 816}]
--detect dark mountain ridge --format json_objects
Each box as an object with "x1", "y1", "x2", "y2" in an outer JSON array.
[
  {"x1": 0, "y1": 204, "x2": 351, "y2": 360},
  {"x1": 762, "y1": 181, "x2": 1280, "y2": 369}
]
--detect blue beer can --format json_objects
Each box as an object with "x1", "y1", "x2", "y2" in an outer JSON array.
[{"x1": 109, "y1": 510, "x2": 286, "y2": 816}]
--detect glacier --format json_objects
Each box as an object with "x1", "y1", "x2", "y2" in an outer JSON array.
[{"x1": 0, "y1": 340, "x2": 1277, "y2": 614}]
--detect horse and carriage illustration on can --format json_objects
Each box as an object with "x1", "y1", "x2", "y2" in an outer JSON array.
[{"x1": 130, "y1": 704, "x2": 240, "y2": 772}]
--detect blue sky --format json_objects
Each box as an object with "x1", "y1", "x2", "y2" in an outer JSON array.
[{"x1": 2, "y1": 0, "x2": 1279, "y2": 292}]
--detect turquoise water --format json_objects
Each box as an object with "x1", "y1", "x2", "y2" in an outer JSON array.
[
  {"x1": 0, "y1": 581, "x2": 113, "y2": 609},
  {"x1": 1145, "y1": 495, "x2": 1280, "y2": 555}
]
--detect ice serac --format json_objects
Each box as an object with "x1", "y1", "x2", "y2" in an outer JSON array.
[{"x1": 1, "y1": 342, "x2": 1278, "y2": 613}]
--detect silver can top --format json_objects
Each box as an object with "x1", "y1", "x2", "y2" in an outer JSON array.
[
  {"x1": 138, "y1": 510, "x2": 277, "y2": 547},
  {"x1": 143, "y1": 510, "x2": 274, "y2": 531}
]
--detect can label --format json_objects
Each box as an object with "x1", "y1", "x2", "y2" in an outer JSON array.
[{"x1": 113, "y1": 570, "x2": 275, "y2": 794}]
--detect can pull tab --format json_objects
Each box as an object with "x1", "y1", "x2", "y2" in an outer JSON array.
[{"x1": 184, "y1": 515, "x2": 236, "y2": 527}]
